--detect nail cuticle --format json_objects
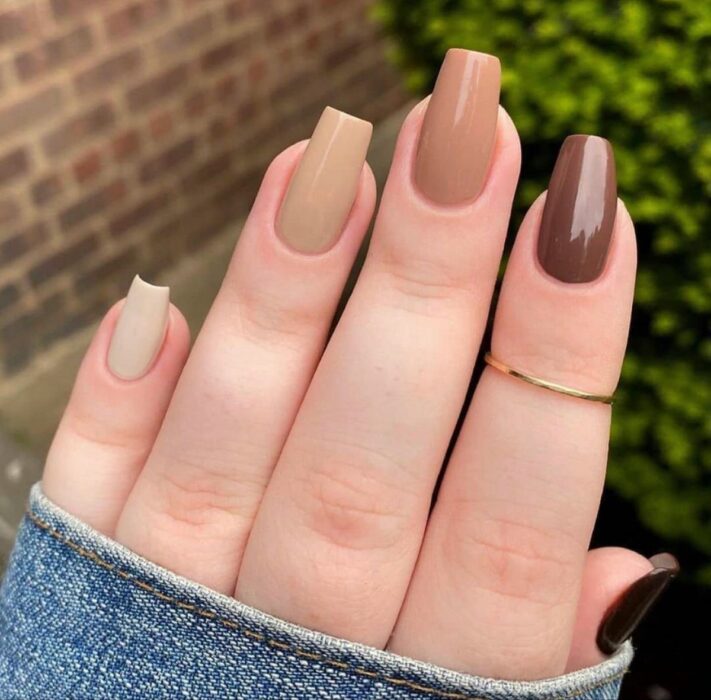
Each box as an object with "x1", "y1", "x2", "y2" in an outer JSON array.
[{"x1": 597, "y1": 553, "x2": 680, "y2": 655}]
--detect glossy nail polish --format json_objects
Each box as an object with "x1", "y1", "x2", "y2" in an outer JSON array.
[
  {"x1": 108, "y1": 275, "x2": 170, "y2": 380},
  {"x1": 277, "y1": 106, "x2": 372, "y2": 254},
  {"x1": 415, "y1": 48, "x2": 501, "y2": 205},
  {"x1": 537, "y1": 135, "x2": 617, "y2": 283},
  {"x1": 597, "y1": 553, "x2": 679, "y2": 655}
]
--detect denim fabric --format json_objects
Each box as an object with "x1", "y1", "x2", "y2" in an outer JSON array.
[{"x1": 0, "y1": 485, "x2": 632, "y2": 699}]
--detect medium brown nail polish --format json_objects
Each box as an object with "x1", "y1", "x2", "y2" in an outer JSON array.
[
  {"x1": 597, "y1": 553, "x2": 679, "y2": 655},
  {"x1": 415, "y1": 48, "x2": 501, "y2": 205},
  {"x1": 537, "y1": 135, "x2": 617, "y2": 283}
]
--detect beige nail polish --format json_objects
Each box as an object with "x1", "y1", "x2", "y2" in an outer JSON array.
[
  {"x1": 276, "y1": 106, "x2": 372, "y2": 254},
  {"x1": 108, "y1": 275, "x2": 170, "y2": 380},
  {"x1": 415, "y1": 48, "x2": 501, "y2": 205}
]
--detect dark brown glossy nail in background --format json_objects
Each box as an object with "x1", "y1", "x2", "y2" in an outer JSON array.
[
  {"x1": 597, "y1": 553, "x2": 679, "y2": 655},
  {"x1": 537, "y1": 135, "x2": 617, "y2": 283},
  {"x1": 415, "y1": 48, "x2": 501, "y2": 205}
]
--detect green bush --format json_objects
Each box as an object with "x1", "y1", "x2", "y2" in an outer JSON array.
[{"x1": 374, "y1": 0, "x2": 711, "y2": 577}]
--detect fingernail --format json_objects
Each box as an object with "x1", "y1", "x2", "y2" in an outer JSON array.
[
  {"x1": 277, "y1": 106, "x2": 372, "y2": 254},
  {"x1": 415, "y1": 48, "x2": 501, "y2": 205},
  {"x1": 537, "y1": 135, "x2": 617, "y2": 283},
  {"x1": 597, "y1": 553, "x2": 679, "y2": 655},
  {"x1": 108, "y1": 275, "x2": 170, "y2": 380}
]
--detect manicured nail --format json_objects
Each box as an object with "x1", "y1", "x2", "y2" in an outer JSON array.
[
  {"x1": 538, "y1": 135, "x2": 617, "y2": 283},
  {"x1": 415, "y1": 48, "x2": 501, "y2": 205},
  {"x1": 597, "y1": 553, "x2": 679, "y2": 655},
  {"x1": 108, "y1": 275, "x2": 170, "y2": 380},
  {"x1": 276, "y1": 106, "x2": 372, "y2": 254}
]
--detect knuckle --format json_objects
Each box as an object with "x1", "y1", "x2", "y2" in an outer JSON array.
[
  {"x1": 64, "y1": 411, "x2": 150, "y2": 458},
  {"x1": 229, "y1": 289, "x2": 322, "y2": 350},
  {"x1": 374, "y1": 254, "x2": 476, "y2": 315},
  {"x1": 150, "y1": 453, "x2": 256, "y2": 532},
  {"x1": 442, "y1": 505, "x2": 579, "y2": 607},
  {"x1": 292, "y1": 445, "x2": 412, "y2": 553}
]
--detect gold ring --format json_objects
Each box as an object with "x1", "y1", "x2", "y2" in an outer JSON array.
[{"x1": 484, "y1": 353, "x2": 614, "y2": 404}]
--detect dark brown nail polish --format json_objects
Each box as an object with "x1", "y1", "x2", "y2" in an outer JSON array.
[
  {"x1": 597, "y1": 553, "x2": 679, "y2": 655},
  {"x1": 537, "y1": 135, "x2": 617, "y2": 283}
]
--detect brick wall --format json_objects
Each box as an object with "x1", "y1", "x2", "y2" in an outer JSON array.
[{"x1": 0, "y1": 0, "x2": 405, "y2": 376}]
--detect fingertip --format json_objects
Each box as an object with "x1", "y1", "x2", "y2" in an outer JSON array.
[
  {"x1": 568, "y1": 547, "x2": 654, "y2": 671},
  {"x1": 382, "y1": 97, "x2": 520, "y2": 219}
]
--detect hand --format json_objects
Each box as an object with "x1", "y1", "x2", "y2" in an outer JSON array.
[{"x1": 41, "y1": 50, "x2": 675, "y2": 681}]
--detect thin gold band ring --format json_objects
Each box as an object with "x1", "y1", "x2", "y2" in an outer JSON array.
[{"x1": 484, "y1": 353, "x2": 615, "y2": 405}]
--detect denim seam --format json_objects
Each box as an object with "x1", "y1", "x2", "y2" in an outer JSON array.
[{"x1": 26, "y1": 510, "x2": 627, "y2": 700}]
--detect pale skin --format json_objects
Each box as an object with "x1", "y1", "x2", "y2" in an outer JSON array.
[{"x1": 42, "y1": 101, "x2": 653, "y2": 681}]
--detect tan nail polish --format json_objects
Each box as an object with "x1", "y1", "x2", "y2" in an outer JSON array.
[
  {"x1": 108, "y1": 275, "x2": 169, "y2": 380},
  {"x1": 415, "y1": 48, "x2": 501, "y2": 205},
  {"x1": 276, "y1": 106, "x2": 372, "y2": 254}
]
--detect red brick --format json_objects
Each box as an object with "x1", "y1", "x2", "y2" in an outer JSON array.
[
  {"x1": 126, "y1": 64, "x2": 188, "y2": 112},
  {"x1": 200, "y1": 35, "x2": 254, "y2": 72},
  {"x1": 156, "y1": 13, "x2": 213, "y2": 54},
  {"x1": 31, "y1": 174, "x2": 63, "y2": 205},
  {"x1": 0, "y1": 197, "x2": 21, "y2": 226},
  {"x1": 15, "y1": 26, "x2": 93, "y2": 82},
  {"x1": 225, "y1": 0, "x2": 260, "y2": 22},
  {"x1": 214, "y1": 75, "x2": 239, "y2": 102},
  {"x1": 248, "y1": 58, "x2": 267, "y2": 85},
  {"x1": 109, "y1": 189, "x2": 171, "y2": 237},
  {"x1": 184, "y1": 89, "x2": 208, "y2": 119},
  {"x1": 75, "y1": 247, "x2": 138, "y2": 293},
  {"x1": 0, "y1": 147, "x2": 30, "y2": 187},
  {"x1": 0, "y1": 222, "x2": 49, "y2": 265},
  {"x1": 75, "y1": 48, "x2": 143, "y2": 95},
  {"x1": 0, "y1": 292, "x2": 66, "y2": 345},
  {"x1": 29, "y1": 234, "x2": 98, "y2": 287},
  {"x1": 73, "y1": 149, "x2": 102, "y2": 183},
  {"x1": 181, "y1": 152, "x2": 232, "y2": 192},
  {"x1": 50, "y1": 0, "x2": 108, "y2": 20},
  {"x1": 266, "y1": 4, "x2": 310, "y2": 38},
  {"x1": 43, "y1": 102, "x2": 115, "y2": 158},
  {"x1": 39, "y1": 300, "x2": 104, "y2": 348},
  {"x1": 0, "y1": 284, "x2": 19, "y2": 313},
  {"x1": 325, "y1": 35, "x2": 367, "y2": 68},
  {"x1": 111, "y1": 130, "x2": 141, "y2": 162},
  {"x1": 139, "y1": 137, "x2": 196, "y2": 183},
  {"x1": 105, "y1": 0, "x2": 171, "y2": 41},
  {"x1": 58, "y1": 180, "x2": 126, "y2": 231},
  {"x1": 0, "y1": 7, "x2": 40, "y2": 46},
  {"x1": 0, "y1": 87, "x2": 63, "y2": 140},
  {"x1": 148, "y1": 111, "x2": 173, "y2": 141}
]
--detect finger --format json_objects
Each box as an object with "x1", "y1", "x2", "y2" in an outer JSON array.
[
  {"x1": 237, "y1": 50, "x2": 520, "y2": 648},
  {"x1": 568, "y1": 547, "x2": 677, "y2": 671},
  {"x1": 43, "y1": 277, "x2": 190, "y2": 535},
  {"x1": 391, "y1": 138, "x2": 637, "y2": 679},
  {"x1": 115, "y1": 108, "x2": 375, "y2": 593}
]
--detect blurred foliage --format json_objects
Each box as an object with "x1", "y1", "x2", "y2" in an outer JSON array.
[{"x1": 374, "y1": 0, "x2": 711, "y2": 578}]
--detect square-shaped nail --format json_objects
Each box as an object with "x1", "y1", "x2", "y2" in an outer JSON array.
[
  {"x1": 277, "y1": 106, "x2": 372, "y2": 254},
  {"x1": 415, "y1": 48, "x2": 501, "y2": 205},
  {"x1": 537, "y1": 135, "x2": 617, "y2": 283}
]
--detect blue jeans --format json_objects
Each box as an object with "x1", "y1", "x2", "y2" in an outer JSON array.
[{"x1": 0, "y1": 485, "x2": 631, "y2": 699}]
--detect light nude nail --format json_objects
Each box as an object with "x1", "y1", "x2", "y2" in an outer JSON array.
[
  {"x1": 108, "y1": 275, "x2": 170, "y2": 380},
  {"x1": 415, "y1": 48, "x2": 501, "y2": 204},
  {"x1": 276, "y1": 106, "x2": 372, "y2": 254}
]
